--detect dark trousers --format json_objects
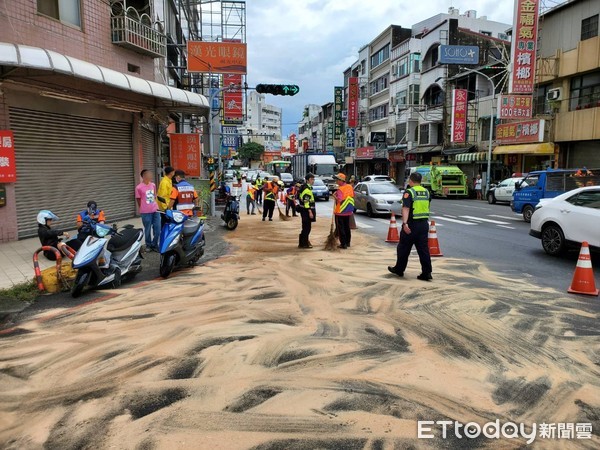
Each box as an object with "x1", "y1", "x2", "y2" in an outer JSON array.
[
  {"x1": 263, "y1": 199, "x2": 275, "y2": 219},
  {"x1": 246, "y1": 196, "x2": 255, "y2": 214},
  {"x1": 256, "y1": 189, "x2": 263, "y2": 204},
  {"x1": 335, "y1": 215, "x2": 351, "y2": 246},
  {"x1": 395, "y1": 220, "x2": 432, "y2": 275},
  {"x1": 286, "y1": 198, "x2": 297, "y2": 216},
  {"x1": 299, "y1": 208, "x2": 312, "y2": 244}
]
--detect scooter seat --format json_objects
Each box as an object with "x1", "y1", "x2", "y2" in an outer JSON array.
[
  {"x1": 107, "y1": 228, "x2": 141, "y2": 252},
  {"x1": 183, "y1": 217, "x2": 201, "y2": 236}
]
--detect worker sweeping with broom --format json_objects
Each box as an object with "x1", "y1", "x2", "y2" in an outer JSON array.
[
  {"x1": 297, "y1": 173, "x2": 316, "y2": 248},
  {"x1": 332, "y1": 173, "x2": 355, "y2": 249}
]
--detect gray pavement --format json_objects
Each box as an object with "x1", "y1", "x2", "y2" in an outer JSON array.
[{"x1": 315, "y1": 197, "x2": 600, "y2": 294}]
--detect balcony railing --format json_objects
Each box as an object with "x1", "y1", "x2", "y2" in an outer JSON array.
[{"x1": 111, "y1": 11, "x2": 166, "y2": 58}]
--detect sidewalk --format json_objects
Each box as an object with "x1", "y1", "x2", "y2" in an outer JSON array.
[{"x1": 0, "y1": 217, "x2": 144, "y2": 290}]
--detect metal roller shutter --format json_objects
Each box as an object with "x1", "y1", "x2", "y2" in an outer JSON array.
[
  {"x1": 10, "y1": 107, "x2": 134, "y2": 238},
  {"x1": 569, "y1": 141, "x2": 600, "y2": 169},
  {"x1": 140, "y1": 127, "x2": 157, "y2": 183}
]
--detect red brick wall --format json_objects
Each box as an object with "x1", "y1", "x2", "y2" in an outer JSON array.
[
  {"x1": 0, "y1": 0, "x2": 156, "y2": 81},
  {"x1": 0, "y1": 92, "x2": 18, "y2": 243}
]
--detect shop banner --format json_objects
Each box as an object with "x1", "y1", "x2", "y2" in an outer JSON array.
[
  {"x1": 223, "y1": 74, "x2": 243, "y2": 124},
  {"x1": 170, "y1": 134, "x2": 201, "y2": 177},
  {"x1": 348, "y1": 77, "x2": 359, "y2": 128},
  {"x1": 346, "y1": 128, "x2": 356, "y2": 149},
  {"x1": 334, "y1": 86, "x2": 344, "y2": 139},
  {"x1": 356, "y1": 146, "x2": 375, "y2": 160},
  {"x1": 499, "y1": 94, "x2": 534, "y2": 119},
  {"x1": 187, "y1": 42, "x2": 247, "y2": 74},
  {"x1": 496, "y1": 119, "x2": 545, "y2": 144},
  {"x1": 289, "y1": 134, "x2": 297, "y2": 154},
  {"x1": 509, "y1": 0, "x2": 539, "y2": 94},
  {"x1": 0, "y1": 131, "x2": 16, "y2": 182},
  {"x1": 451, "y1": 89, "x2": 468, "y2": 143}
]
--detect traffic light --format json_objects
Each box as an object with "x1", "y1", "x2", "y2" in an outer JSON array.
[{"x1": 255, "y1": 84, "x2": 300, "y2": 96}]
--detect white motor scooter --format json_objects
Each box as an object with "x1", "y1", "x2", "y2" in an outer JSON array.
[{"x1": 71, "y1": 223, "x2": 143, "y2": 298}]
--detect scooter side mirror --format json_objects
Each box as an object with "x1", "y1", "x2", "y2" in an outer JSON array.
[
  {"x1": 157, "y1": 196, "x2": 166, "y2": 204},
  {"x1": 112, "y1": 223, "x2": 118, "y2": 231}
]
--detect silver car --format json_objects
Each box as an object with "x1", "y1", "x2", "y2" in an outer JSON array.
[{"x1": 354, "y1": 182, "x2": 403, "y2": 217}]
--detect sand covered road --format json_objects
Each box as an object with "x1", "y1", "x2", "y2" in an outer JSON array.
[{"x1": 0, "y1": 212, "x2": 599, "y2": 449}]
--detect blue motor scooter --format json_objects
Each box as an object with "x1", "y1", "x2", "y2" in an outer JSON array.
[{"x1": 158, "y1": 209, "x2": 205, "y2": 278}]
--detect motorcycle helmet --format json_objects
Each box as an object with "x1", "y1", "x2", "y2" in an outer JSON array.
[
  {"x1": 87, "y1": 201, "x2": 97, "y2": 215},
  {"x1": 37, "y1": 210, "x2": 58, "y2": 225}
]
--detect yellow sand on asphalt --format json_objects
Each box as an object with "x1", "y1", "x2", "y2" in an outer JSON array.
[{"x1": 0, "y1": 213, "x2": 599, "y2": 449}]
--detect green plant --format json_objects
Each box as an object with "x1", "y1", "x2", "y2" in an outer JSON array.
[{"x1": 0, "y1": 280, "x2": 39, "y2": 305}]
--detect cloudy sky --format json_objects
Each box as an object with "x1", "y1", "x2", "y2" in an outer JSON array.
[{"x1": 245, "y1": 0, "x2": 514, "y2": 137}]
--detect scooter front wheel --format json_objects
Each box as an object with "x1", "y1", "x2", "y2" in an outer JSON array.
[
  {"x1": 71, "y1": 270, "x2": 90, "y2": 298},
  {"x1": 226, "y1": 217, "x2": 239, "y2": 230},
  {"x1": 160, "y1": 253, "x2": 176, "y2": 279}
]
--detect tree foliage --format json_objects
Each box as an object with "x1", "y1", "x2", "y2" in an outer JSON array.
[{"x1": 238, "y1": 141, "x2": 265, "y2": 162}]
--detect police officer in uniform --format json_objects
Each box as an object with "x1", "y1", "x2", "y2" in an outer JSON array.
[
  {"x1": 388, "y1": 172, "x2": 433, "y2": 281},
  {"x1": 297, "y1": 173, "x2": 316, "y2": 248}
]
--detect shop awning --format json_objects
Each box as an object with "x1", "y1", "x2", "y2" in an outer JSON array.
[
  {"x1": 0, "y1": 42, "x2": 209, "y2": 110},
  {"x1": 493, "y1": 142, "x2": 555, "y2": 155},
  {"x1": 455, "y1": 151, "x2": 491, "y2": 162},
  {"x1": 442, "y1": 145, "x2": 475, "y2": 155},
  {"x1": 406, "y1": 145, "x2": 442, "y2": 154},
  {"x1": 387, "y1": 144, "x2": 407, "y2": 151}
]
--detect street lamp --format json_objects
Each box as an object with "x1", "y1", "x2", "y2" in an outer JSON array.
[{"x1": 457, "y1": 68, "x2": 499, "y2": 193}]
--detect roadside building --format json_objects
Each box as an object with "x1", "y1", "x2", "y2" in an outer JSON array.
[
  {"x1": 242, "y1": 91, "x2": 282, "y2": 164},
  {"x1": 0, "y1": 1, "x2": 208, "y2": 241},
  {"x1": 529, "y1": 0, "x2": 600, "y2": 169}
]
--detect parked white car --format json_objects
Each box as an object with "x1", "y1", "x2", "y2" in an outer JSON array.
[
  {"x1": 487, "y1": 177, "x2": 524, "y2": 204},
  {"x1": 362, "y1": 174, "x2": 395, "y2": 183},
  {"x1": 529, "y1": 186, "x2": 600, "y2": 256}
]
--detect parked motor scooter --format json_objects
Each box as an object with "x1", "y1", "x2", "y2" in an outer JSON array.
[
  {"x1": 158, "y1": 209, "x2": 205, "y2": 278},
  {"x1": 221, "y1": 194, "x2": 240, "y2": 230},
  {"x1": 71, "y1": 223, "x2": 143, "y2": 298}
]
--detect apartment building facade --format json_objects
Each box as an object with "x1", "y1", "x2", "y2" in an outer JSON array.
[{"x1": 0, "y1": 0, "x2": 208, "y2": 241}]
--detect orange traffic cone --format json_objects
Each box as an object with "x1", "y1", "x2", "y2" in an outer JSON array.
[
  {"x1": 428, "y1": 220, "x2": 443, "y2": 257},
  {"x1": 568, "y1": 242, "x2": 599, "y2": 296},
  {"x1": 385, "y1": 213, "x2": 400, "y2": 243}
]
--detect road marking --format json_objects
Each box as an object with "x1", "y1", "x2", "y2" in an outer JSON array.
[
  {"x1": 449, "y1": 203, "x2": 489, "y2": 210},
  {"x1": 432, "y1": 216, "x2": 477, "y2": 225},
  {"x1": 460, "y1": 215, "x2": 510, "y2": 225},
  {"x1": 355, "y1": 222, "x2": 373, "y2": 229},
  {"x1": 374, "y1": 218, "x2": 392, "y2": 224},
  {"x1": 497, "y1": 225, "x2": 516, "y2": 230},
  {"x1": 443, "y1": 214, "x2": 458, "y2": 218},
  {"x1": 488, "y1": 214, "x2": 523, "y2": 222}
]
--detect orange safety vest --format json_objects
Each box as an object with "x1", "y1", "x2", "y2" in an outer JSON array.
[
  {"x1": 247, "y1": 185, "x2": 256, "y2": 198},
  {"x1": 334, "y1": 183, "x2": 355, "y2": 215}
]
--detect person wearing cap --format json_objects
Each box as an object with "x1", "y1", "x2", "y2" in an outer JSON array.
[
  {"x1": 297, "y1": 173, "x2": 316, "y2": 248},
  {"x1": 169, "y1": 170, "x2": 199, "y2": 217},
  {"x1": 157, "y1": 166, "x2": 175, "y2": 211},
  {"x1": 262, "y1": 175, "x2": 278, "y2": 221},
  {"x1": 333, "y1": 173, "x2": 355, "y2": 249},
  {"x1": 285, "y1": 182, "x2": 300, "y2": 217},
  {"x1": 76, "y1": 201, "x2": 106, "y2": 241}
]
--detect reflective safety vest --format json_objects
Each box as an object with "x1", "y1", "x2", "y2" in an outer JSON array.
[
  {"x1": 247, "y1": 185, "x2": 256, "y2": 198},
  {"x1": 174, "y1": 180, "x2": 196, "y2": 215},
  {"x1": 255, "y1": 178, "x2": 264, "y2": 188},
  {"x1": 408, "y1": 185, "x2": 430, "y2": 220},
  {"x1": 334, "y1": 183, "x2": 355, "y2": 215},
  {"x1": 264, "y1": 181, "x2": 276, "y2": 201},
  {"x1": 286, "y1": 186, "x2": 298, "y2": 200},
  {"x1": 299, "y1": 185, "x2": 315, "y2": 209}
]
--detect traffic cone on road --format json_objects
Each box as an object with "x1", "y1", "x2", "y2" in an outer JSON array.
[
  {"x1": 568, "y1": 242, "x2": 599, "y2": 296},
  {"x1": 385, "y1": 213, "x2": 400, "y2": 243},
  {"x1": 428, "y1": 220, "x2": 443, "y2": 257}
]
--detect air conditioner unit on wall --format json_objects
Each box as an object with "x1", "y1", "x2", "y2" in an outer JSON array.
[{"x1": 546, "y1": 88, "x2": 562, "y2": 101}]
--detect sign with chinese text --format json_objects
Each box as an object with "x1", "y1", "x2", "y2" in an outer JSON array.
[
  {"x1": 170, "y1": 134, "x2": 201, "y2": 177},
  {"x1": 187, "y1": 42, "x2": 247, "y2": 74},
  {"x1": 334, "y1": 86, "x2": 344, "y2": 139},
  {"x1": 348, "y1": 77, "x2": 359, "y2": 128},
  {"x1": 451, "y1": 89, "x2": 468, "y2": 143},
  {"x1": 499, "y1": 94, "x2": 533, "y2": 119},
  {"x1": 496, "y1": 119, "x2": 545, "y2": 144},
  {"x1": 0, "y1": 131, "x2": 16, "y2": 182},
  {"x1": 223, "y1": 74, "x2": 243, "y2": 124},
  {"x1": 439, "y1": 45, "x2": 479, "y2": 65},
  {"x1": 327, "y1": 122, "x2": 334, "y2": 152},
  {"x1": 221, "y1": 126, "x2": 239, "y2": 153},
  {"x1": 346, "y1": 128, "x2": 356, "y2": 149},
  {"x1": 388, "y1": 151, "x2": 405, "y2": 163},
  {"x1": 509, "y1": 0, "x2": 539, "y2": 94},
  {"x1": 356, "y1": 146, "x2": 375, "y2": 160},
  {"x1": 289, "y1": 134, "x2": 297, "y2": 154}
]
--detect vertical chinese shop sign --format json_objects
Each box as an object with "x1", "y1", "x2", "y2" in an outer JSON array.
[
  {"x1": 509, "y1": 0, "x2": 539, "y2": 94},
  {"x1": 451, "y1": 89, "x2": 468, "y2": 143},
  {"x1": 170, "y1": 134, "x2": 201, "y2": 178}
]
